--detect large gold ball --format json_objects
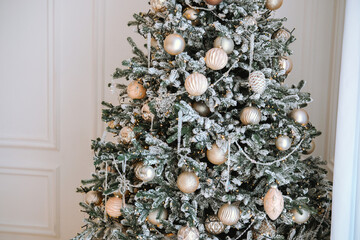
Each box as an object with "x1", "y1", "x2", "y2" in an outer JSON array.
[
  {"x1": 213, "y1": 37, "x2": 234, "y2": 54},
  {"x1": 279, "y1": 56, "x2": 293, "y2": 74},
  {"x1": 135, "y1": 163, "x2": 156, "y2": 182},
  {"x1": 192, "y1": 101, "x2": 211, "y2": 117},
  {"x1": 273, "y1": 29, "x2": 291, "y2": 41},
  {"x1": 185, "y1": 73, "x2": 208, "y2": 96},
  {"x1": 177, "y1": 226, "x2": 200, "y2": 240},
  {"x1": 150, "y1": 0, "x2": 167, "y2": 12},
  {"x1": 290, "y1": 109, "x2": 309, "y2": 125},
  {"x1": 127, "y1": 81, "x2": 146, "y2": 100},
  {"x1": 205, "y1": 48, "x2": 228, "y2": 70},
  {"x1": 177, "y1": 172, "x2": 199, "y2": 194},
  {"x1": 249, "y1": 71, "x2": 266, "y2": 94},
  {"x1": 265, "y1": 0, "x2": 283, "y2": 10},
  {"x1": 119, "y1": 126, "x2": 135, "y2": 144},
  {"x1": 275, "y1": 135, "x2": 292, "y2": 151},
  {"x1": 147, "y1": 208, "x2": 168, "y2": 225},
  {"x1": 85, "y1": 191, "x2": 102, "y2": 205},
  {"x1": 303, "y1": 140, "x2": 316, "y2": 155},
  {"x1": 240, "y1": 107, "x2": 262, "y2": 125},
  {"x1": 218, "y1": 203, "x2": 241, "y2": 226},
  {"x1": 263, "y1": 184, "x2": 284, "y2": 220},
  {"x1": 183, "y1": 8, "x2": 199, "y2": 21},
  {"x1": 292, "y1": 207, "x2": 311, "y2": 224},
  {"x1": 164, "y1": 34, "x2": 185, "y2": 56},
  {"x1": 206, "y1": 144, "x2": 227, "y2": 165},
  {"x1": 105, "y1": 196, "x2": 123, "y2": 218},
  {"x1": 205, "y1": 215, "x2": 225, "y2": 235},
  {"x1": 141, "y1": 104, "x2": 155, "y2": 121}
]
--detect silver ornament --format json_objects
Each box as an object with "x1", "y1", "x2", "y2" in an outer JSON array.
[
  {"x1": 279, "y1": 56, "x2": 293, "y2": 74},
  {"x1": 135, "y1": 163, "x2": 156, "y2": 182},
  {"x1": 213, "y1": 37, "x2": 234, "y2": 54},
  {"x1": 206, "y1": 143, "x2": 227, "y2": 165},
  {"x1": 240, "y1": 107, "x2": 261, "y2": 125},
  {"x1": 304, "y1": 140, "x2": 315, "y2": 155},
  {"x1": 119, "y1": 127, "x2": 135, "y2": 144},
  {"x1": 243, "y1": 16, "x2": 257, "y2": 27},
  {"x1": 273, "y1": 29, "x2": 291, "y2": 41},
  {"x1": 249, "y1": 71, "x2": 266, "y2": 94},
  {"x1": 205, "y1": 48, "x2": 228, "y2": 70},
  {"x1": 164, "y1": 34, "x2": 185, "y2": 55},
  {"x1": 183, "y1": 8, "x2": 199, "y2": 21},
  {"x1": 185, "y1": 73, "x2": 208, "y2": 96},
  {"x1": 218, "y1": 203, "x2": 241, "y2": 226},
  {"x1": 263, "y1": 184, "x2": 284, "y2": 220},
  {"x1": 205, "y1": 215, "x2": 225, "y2": 235},
  {"x1": 141, "y1": 104, "x2": 154, "y2": 121},
  {"x1": 177, "y1": 226, "x2": 199, "y2": 240},
  {"x1": 290, "y1": 109, "x2": 309, "y2": 125},
  {"x1": 150, "y1": 0, "x2": 166, "y2": 12},
  {"x1": 85, "y1": 191, "x2": 102, "y2": 205},
  {"x1": 276, "y1": 135, "x2": 292, "y2": 151},
  {"x1": 266, "y1": 0, "x2": 283, "y2": 10},
  {"x1": 192, "y1": 101, "x2": 211, "y2": 117},
  {"x1": 292, "y1": 207, "x2": 311, "y2": 224},
  {"x1": 105, "y1": 196, "x2": 123, "y2": 218},
  {"x1": 177, "y1": 171, "x2": 199, "y2": 194},
  {"x1": 147, "y1": 208, "x2": 168, "y2": 225}
]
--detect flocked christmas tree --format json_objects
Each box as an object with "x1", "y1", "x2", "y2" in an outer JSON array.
[{"x1": 73, "y1": 0, "x2": 332, "y2": 239}]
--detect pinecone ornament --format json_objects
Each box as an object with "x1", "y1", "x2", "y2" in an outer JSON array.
[{"x1": 249, "y1": 71, "x2": 266, "y2": 94}]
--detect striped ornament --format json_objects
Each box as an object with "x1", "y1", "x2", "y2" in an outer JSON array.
[
  {"x1": 185, "y1": 73, "x2": 208, "y2": 96},
  {"x1": 218, "y1": 203, "x2": 241, "y2": 226},
  {"x1": 205, "y1": 48, "x2": 228, "y2": 70},
  {"x1": 240, "y1": 107, "x2": 261, "y2": 125},
  {"x1": 105, "y1": 196, "x2": 123, "y2": 218}
]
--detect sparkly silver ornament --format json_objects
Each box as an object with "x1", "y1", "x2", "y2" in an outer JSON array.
[
  {"x1": 263, "y1": 184, "x2": 284, "y2": 220},
  {"x1": 205, "y1": 215, "x2": 225, "y2": 235},
  {"x1": 206, "y1": 144, "x2": 227, "y2": 165},
  {"x1": 240, "y1": 107, "x2": 261, "y2": 125},
  {"x1": 150, "y1": 0, "x2": 167, "y2": 12},
  {"x1": 85, "y1": 191, "x2": 102, "y2": 205},
  {"x1": 243, "y1": 16, "x2": 257, "y2": 27},
  {"x1": 266, "y1": 0, "x2": 283, "y2": 10},
  {"x1": 292, "y1": 207, "x2": 311, "y2": 224},
  {"x1": 290, "y1": 108, "x2": 309, "y2": 125},
  {"x1": 276, "y1": 135, "x2": 292, "y2": 151},
  {"x1": 119, "y1": 127, "x2": 135, "y2": 144},
  {"x1": 177, "y1": 171, "x2": 199, "y2": 194},
  {"x1": 213, "y1": 37, "x2": 234, "y2": 54},
  {"x1": 273, "y1": 29, "x2": 291, "y2": 41},
  {"x1": 304, "y1": 140, "x2": 316, "y2": 155},
  {"x1": 135, "y1": 163, "x2": 156, "y2": 182},
  {"x1": 185, "y1": 73, "x2": 208, "y2": 96},
  {"x1": 192, "y1": 101, "x2": 211, "y2": 117},
  {"x1": 177, "y1": 226, "x2": 199, "y2": 240},
  {"x1": 279, "y1": 56, "x2": 293, "y2": 74},
  {"x1": 249, "y1": 71, "x2": 266, "y2": 94},
  {"x1": 218, "y1": 203, "x2": 241, "y2": 226},
  {"x1": 183, "y1": 8, "x2": 199, "y2": 21},
  {"x1": 141, "y1": 103, "x2": 154, "y2": 121},
  {"x1": 164, "y1": 34, "x2": 185, "y2": 55},
  {"x1": 205, "y1": 48, "x2": 228, "y2": 70},
  {"x1": 147, "y1": 208, "x2": 168, "y2": 225}
]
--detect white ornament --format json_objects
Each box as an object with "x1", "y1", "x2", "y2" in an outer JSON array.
[
  {"x1": 276, "y1": 135, "x2": 292, "y2": 151},
  {"x1": 119, "y1": 127, "x2": 135, "y2": 144},
  {"x1": 240, "y1": 107, "x2": 262, "y2": 125},
  {"x1": 185, "y1": 73, "x2": 208, "y2": 96},
  {"x1": 164, "y1": 34, "x2": 186, "y2": 55},
  {"x1": 292, "y1": 207, "x2": 311, "y2": 224},
  {"x1": 249, "y1": 71, "x2": 266, "y2": 94},
  {"x1": 213, "y1": 37, "x2": 234, "y2": 54},
  {"x1": 135, "y1": 163, "x2": 156, "y2": 182},
  {"x1": 105, "y1": 196, "x2": 123, "y2": 218},
  {"x1": 205, "y1": 48, "x2": 228, "y2": 70},
  {"x1": 206, "y1": 144, "x2": 227, "y2": 165},
  {"x1": 177, "y1": 171, "x2": 199, "y2": 194},
  {"x1": 218, "y1": 203, "x2": 241, "y2": 226},
  {"x1": 141, "y1": 104, "x2": 154, "y2": 121},
  {"x1": 177, "y1": 226, "x2": 199, "y2": 240},
  {"x1": 148, "y1": 208, "x2": 168, "y2": 225},
  {"x1": 263, "y1": 184, "x2": 284, "y2": 220}
]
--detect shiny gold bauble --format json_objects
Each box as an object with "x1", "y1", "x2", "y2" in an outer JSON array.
[
  {"x1": 252, "y1": 221, "x2": 276, "y2": 239},
  {"x1": 243, "y1": 16, "x2": 257, "y2": 27},
  {"x1": 127, "y1": 81, "x2": 146, "y2": 100},
  {"x1": 177, "y1": 171, "x2": 199, "y2": 194},
  {"x1": 177, "y1": 226, "x2": 200, "y2": 240},
  {"x1": 265, "y1": 0, "x2": 283, "y2": 10},
  {"x1": 119, "y1": 126, "x2": 135, "y2": 144},
  {"x1": 279, "y1": 56, "x2": 293, "y2": 74},
  {"x1": 303, "y1": 140, "x2": 316, "y2": 155},
  {"x1": 141, "y1": 104, "x2": 154, "y2": 121},
  {"x1": 105, "y1": 196, "x2": 123, "y2": 218},
  {"x1": 240, "y1": 107, "x2": 261, "y2": 125},
  {"x1": 185, "y1": 73, "x2": 208, "y2": 96},
  {"x1": 150, "y1": 0, "x2": 167, "y2": 12},
  {"x1": 192, "y1": 101, "x2": 211, "y2": 117},
  {"x1": 164, "y1": 34, "x2": 185, "y2": 56},
  {"x1": 206, "y1": 144, "x2": 227, "y2": 165},
  {"x1": 147, "y1": 208, "x2": 168, "y2": 225},
  {"x1": 183, "y1": 8, "x2": 199, "y2": 21},
  {"x1": 205, "y1": 215, "x2": 225, "y2": 235},
  {"x1": 273, "y1": 29, "x2": 291, "y2": 41},
  {"x1": 263, "y1": 184, "x2": 284, "y2": 220},
  {"x1": 290, "y1": 108, "x2": 309, "y2": 125},
  {"x1": 292, "y1": 207, "x2": 311, "y2": 224},
  {"x1": 249, "y1": 71, "x2": 266, "y2": 94},
  {"x1": 218, "y1": 203, "x2": 241, "y2": 226},
  {"x1": 85, "y1": 191, "x2": 102, "y2": 205},
  {"x1": 135, "y1": 162, "x2": 156, "y2": 182},
  {"x1": 204, "y1": 0, "x2": 223, "y2": 5},
  {"x1": 275, "y1": 135, "x2": 292, "y2": 151},
  {"x1": 205, "y1": 48, "x2": 228, "y2": 70},
  {"x1": 213, "y1": 37, "x2": 234, "y2": 54}
]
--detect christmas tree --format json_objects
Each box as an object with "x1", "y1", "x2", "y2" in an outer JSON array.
[{"x1": 73, "y1": 0, "x2": 332, "y2": 239}]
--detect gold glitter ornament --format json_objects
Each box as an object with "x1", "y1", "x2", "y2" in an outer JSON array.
[
  {"x1": 218, "y1": 203, "x2": 241, "y2": 226},
  {"x1": 205, "y1": 215, "x2": 225, "y2": 235},
  {"x1": 177, "y1": 171, "x2": 199, "y2": 194},
  {"x1": 127, "y1": 80, "x2": 146, "y2": 100},
  {"x1": 183, "y1": 8, "x2": 199, "y2": 21},
  {"x1": 263, "y1": 184, "x2": 284, "y2": 220}
]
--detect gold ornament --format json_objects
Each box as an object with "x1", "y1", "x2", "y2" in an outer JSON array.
[
  {"x1": 266, "y1": 0, "x2": 283, "y2": 10},
  {"x1": 85, "y1": 191, "x2": 102, "y2": 205},
  {"x1": 192, "y1": 101, "x2": 211, "y2": 117},
  {"x1": 135, "y1": 163, "x2": 156, "y2": 182},
  {"x1": 249, "y1": 71, "x2": 266, "y2": 94},
  {"x1": 177, "y1": 171, "x2": 199, "y2": 194},
  {"x1": 205, "y1": 48, "x2": 228, "y2": 70},
  {"x1": 263, "y1": 184, "x2": 284, "y2": 220},
  {"x1": 240, "y1": 107, "x2": 261, "y2": 125},
  {"x1": 273, "y1": 29, "x2": 291, "y2": 41},
  {"x1": 147, "y1": 208, "x2": 168, "y2": 225},
  {"x1": 177, "y1": 226, "x2": 200, "y2": 240},
  {"x1": 243, "y1": 16, "x2": 257, "y2": 27},
  {"x1": 185, "y1": 73, "x2": 208, "y2": 96},
  {"x1": 292, "y1": 207, "x2": 311, "y2": 224},
  {"x1": 213, "y1": 37, "x2": 234, "y2": 54},
  {"x1": 141, "y1": 104, "x2": 154, "y2": 121},
  {"x1": 290, "y1": 109, "x2": 309, "y2": 125},
  {"x1": 105, "y1": 196, "x2": 123, "y2": 218},
  {"x1": 150, "y1": 0, "x2": 166, "y2": 12},
  {"x1": 127, "y1": 81, "x2": 146, "y2": 100},
  {"x1": 275, "y1": 135, "x2": 292, "y2": 151},
  {"x1": 206, "y1": 144, "x2": 227, "y2": 165},
  {"x1": 119, "y1": 126, "x2": 135, "y2": 144},
  {"x1": 204, "y1": 0, "x2": 223, "y2": 5},
  {"x1": 183, "y1": 8, "x2": 199, "y2": 21},
  {"x1": 218, "y1": 203, "x2": 241, "y2": 226},
  {"x1": 279, "y1": 56, "x2": 293, "y2": 74},
  {"x1": 205, "y1": 215, "x2": 225, "y2": 235},
  {"x1": 304, "y1": 140, "x2": 315, "y2": 155},
  {"x1": 252, "y1": 221, "x2": 276, "y2": 239},
  {"x1": 164, "y1": 34, "x2": 185, "y2": 56}
]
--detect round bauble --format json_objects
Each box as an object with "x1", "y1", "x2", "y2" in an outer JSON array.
[
  {"x1": 127, "y1": 81, "x2": 146, "y2": 100},
  {"x1": 292, "y1": 207, "x2": 311, "y2": 224},
  {"x1": 243, "y1": 16, "x2": 257, "y2": 27},
  {"x1": 276, "y1": 135, "x2": 292, "y2": 151},
  {"x1": 141, "y1": 104, "x2": 154, "y2": 121},
  {"x1": 263, "y1": 184, "x2": 284, "y2": 220},
  {"x1": 192, "y1": 101, "x2": 211, "y2": 117},
  {"x1": 218, "y1": 203, "x2": 241, "y2": 226},
  {"x1": 135, "y1": 163, "x2": 156, "y2": 182},
  {"x1": 273, "y1": 29, "x2": 291, "y2": 41},
  {"x1": 279, "y1": 56, "x2": 293, "y2": 74},
  {"x1": 147, "y1": 208, "x2": 168, "y2": 225},
  {"x1": 213, "y1": 37, "x2": 234, "y2": 54},
  {"x1": 185, "y1": 73, "x2": 208, "y2": 96},
  {"x1": 150, "y1": 0, "x2": 167, "y2": 12},
  {"x1": 105, "y1": 196, "x2": 123, "y2": 218},
  {"x1": 119, "y1": 127, "x2": 135, "y2": 144},
  {"x1": 303, "y1": 140, "x2": 316, "y2": 155},
  {"x1": 205, "y1": 215, "x2": 225, "y2": 235},
  {"x1": 290, "y1": 109, "x2": 309, "y2": 125},
  {"x1": 205, "y1": 48, "x2": 228, "y2": 70},
  {"x1": 266, "y1": 0, "x2": 283, "y2": 11},
  {"x1": 240, "y1": 107, "x2": 261, "y2": 125},
  {"x1": 249, "y1": 71, "x2": 266, "y2": 94},
  {"x1": 206, "y1": 144, "x2": 227, "y2": 165},
  {"x1": 177, "y1": 171, "x2": 199, "y2": 194},
  {"x1": 164, "y1": 34, "x2": 185, "y2": 56},
  {"x1": 183, "y1": 8, "x2": 199, "y2": 21},
  {"x1": 204, "y1": 0, "x2": 223, "y2": 5},
  {"x1": 177, "y1": 226, "x2": 199, "y2": 240},
  {"x1": 252, "y1": 221, "x2": 276, "y2": 240},
  {"x1": 85, "y1": 191, "x2": 102, "y2": 205}
]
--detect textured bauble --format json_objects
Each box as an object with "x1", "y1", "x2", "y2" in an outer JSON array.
[
  {"x1": 213, "y1": 37, "x2": 234, "y2": 54},
  {"x1": 276, "y1": 135, "x2": 292, "y2": 151},
  {"x1": 192, "y1": 101, "x2": 211, "y2": 117},
  {"x1": 263, "y1": 184, "x2": 284, "y2": 220},
  {"x1": 205, "y1": 215, "x2": 225, "y2": 235},
  {"x1": 119, "y1": 127, "x2": 135, "y2": 144},
  {"x1": 266, "y1": 0, "x2": 283, "y2": 10},
  {"x1": 141, "y1": 104, "x2": 154, "y2": 121},
  {"x1": 290, "y1": 109, "x2": 309, "y2": 125},
  {"x1": 252, "y1": 221, "x2": 276, "y2": 239},
  {"x1": 177, "y1": 172, "x2": 199, "y2": 194},
  {"x1": 292, "y1": 207, "x2": 311, "y2": 224},
  {"x1": 204, "y1": 0, "x2": 223, "y2": 5},
  {"x1": 85, "y1": 191, "x2": 102, "y2": 206},
  {"x1": 135, "y1": 163, "x2": 156, "y2": 182},
  {"x1": 240, "y1": 107, "x2": 261, "y2": 125},
  {"x1": 183, "y1": 8, "x2": 199, "y2": 21},
  {"x1": 185, "y1": 73, "x2": 208, "y2": 96},
  {"x1": 177, "y1": 226, "x2": 199, "y2": 240},
  {"x1": 273, "y1": 29, "x2": 291, "y2": 41},
  {"x1": 279, "y1": 56, "x2": 293, "y2": 74},
  {"x1": 205, "y1": 48, "x2": 228, "y2": 70},
  {"x1": 147, "y1": 208, "x2": 168, "y2": 225},
  {"x1": 105, "y1": 196, "x2": 123, "y2": 218},
  {"x1": 243, "y1": 16, "x2": 257, "y2": 27},
  {"x1": 218, "y1": 203, "x2": 241, "y2": 226},
  {"x1": 206, "y1": 144, "x2": 227, "y2": 165},
  {"x1": 150, "y1": 0, "x2": 167, "y2": 12},
  {"x1": 164, "y1": 34, "x2": 185, "y2": 56},
  {"x1": 127, "y1": 81, "x2": 146, "y2": 100},
  {"x1": 304, "y1": 140, "x2": 316, "y2": 155},
  {"x1": 249, "y1": 71, "x2": 266, "y2": 94}
]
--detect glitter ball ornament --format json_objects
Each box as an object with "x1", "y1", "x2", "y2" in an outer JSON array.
[
  {"x1": 273, "y1": 29, "x2": 291, "y2": 41},
  {"x1": 243, "y1": 16, "x2": 257, "y2": 27},
  {"x1": 205, "y1": 48, "x2": 228, "y2": 70},
  {"x1": 290, "y1": 108, "x2": 309, "y2": 125},
  {"x1": 119, "y1": 127, "x2": 135, "y2": 144},
  {"x1": 177, "y1": 171, "x2": 199, "y2": 194},
  {"x1": 177, "y1": 226, "x2": 199, "y2": 240},
  {"x1": 135, "y1": 163, "x2": 156, "y2": 182},
  {"x1": 85, "y1": 191, "x2": 102, "y2": 205},
  {"x1": 276, "y1": 135, "x2": 292, "y2": 151},
  {"x1": 105, "y1": 196, "x2": 123, "y2": 218},
  {"x1": 266, "y1": 0, "x2": 283, "y2": 10},
  {"x1": 218, "y1": 203, "x2": 241, "y2": 226},
  {"x1": 279, "y1": 56, "x2": 293, "y2": 74},
  {"x1": 192, "y1": 101, "x2": 211, "y2": 117},
  {"x1": 150, "y1": 0, "x2": 167, "y2": 12},
  {"x1": 147, "y1": 208, "x2": 168, "y2": 225},
  {"x1": 249, "y1": 71, "x2": 266, "y2": 94},
  {"x1": 204, "y1": 0, "x2": 223, "y2": 5},
  {"x1": 292, "y1": 207, "x2": 311, "y2": 224},
  {"x1": 240, "y1": 107, "x2": 261, "y2": 125},
  {"x1": 304, "y1": 140, "x2": 316, "y2": 155},
  {"x1": 185, "y1": 73, "x2": 208, "y2": 96},
  {"x1": 183, "y1": 8, "x2": 199, "y2": 21},
  {"x1": 264, "y1": 184, "x2": 284, "y2": 220},
  {"x1": 206, "y1": 144, "x2": 227, "y2": 165},
  {"x1": 141, "y1": 104, "x2": 154, "y2": 121},
  {"x1": 164, "y1": 34, "x2": 185, "y2": 55},
  {"x1": 205, "y1": 215, "x2": 225, "y2": 235},
  {"x1": 213, "y1": 37, "x2": 234, "y2": 54},
  {"x1": 252, "y1": 221, "x2": 276, "y2": 239},
  {"x1": 127, "y1": 80, "x2": 146, "y2": 100}
]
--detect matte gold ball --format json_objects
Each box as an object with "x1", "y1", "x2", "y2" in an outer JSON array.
[
  {"x1": 177, "y1": 171, "x2": 199, "y2": 194},
  {"x1": 240, "y1": 107, "x2": 262, "y2": 125},
  {"x1": 164, "y1": 34, "x2": 185, "y2": 56},
  {"x1": 205, "y1": 215, "x2": 225, "y2": 235},
  {"x1": 205, "y1": 48, "x2": 228, "y2": 70},
  {"x1": 290, "y1": 108, "x2": 309, "y2": 125},
  {"x1": 276, "y1": 135, "x2": 292, "y2": 151},
  {"x1": 150, "y1": 0, "x2": 167, "y2": 12},
  {"x1": 204, "y1": 0, "x2": 223, "y2": 5},
  {"x1": 177, "y1": 226, "x2": 200, "y2": 240},
  {"x1": 292, "y1": 207, "x2": 311, "y2": 224},
  {"x1": 279, "y1": 56, "x2": 293, "y2": 74},
  {"x1": 185, "y1": 73, "x2": 208, "y2": 96},
  {"x1": 141, "y1": 104, "x2": 154, "y2": 121},
  {"x1": 192, "y1": 101, "x2": 211, "y2": 117},
  {"x1": 206, "y1": 144, "x2": 227, "y2": 165},
  {"x1": 304, "y1": 140, "x2": 316, "y2": 155},
  {"x1": 127, "y1": 81, "x2": 146, "y2": 100},
  {"x1": 218, "y1": 203, "x2": 241, "y2": 226},
  {"x1": 183, "y1": 8, "x2": 199, "y2": 21},
  {"x1": 147, "y1": 208, "x2": 168, "y2": 225},
  {"x1": 85, "y1": 191, "x2": 102, "y2": 205},
  {"x1": 263, "y1": 184, "x2": 284, "y2": 220},
  {"x1": 135, "y1": 163, "x2": 156, "y2": 182},
  {"x1": 119, "y1": 126, "x2": 135, "y2": 144},
  {"x1": 105, "y1": 196, "x2": 123, "y2": 218},
  {"x1": 266, "y1": 0, "x2": 283, "y2": 10},
  {"x1": 273, "y1": 29, "x2": 291, "y2": 41},
  {"x1": 213, "y1": 37, "x2": 234, "y2": 54}
]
